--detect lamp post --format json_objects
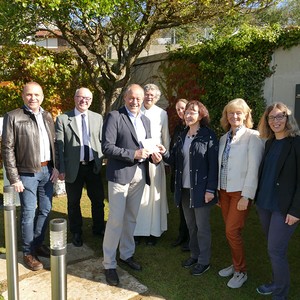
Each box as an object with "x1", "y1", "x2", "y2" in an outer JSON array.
[
  {"x1": 50, "y1": 218, "x2": 67, "y2": 300},
  {"x1": 3, "y1": 185, "x2": 19, "y2": 300}
]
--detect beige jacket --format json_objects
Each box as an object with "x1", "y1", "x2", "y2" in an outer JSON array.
[{"x1": 218, "y1": 127, "x2": 264, "y2": 199}]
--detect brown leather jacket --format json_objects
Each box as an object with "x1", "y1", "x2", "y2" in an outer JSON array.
[{"x1": 1, "y1": 106, "x2": 57, "y2": 184}]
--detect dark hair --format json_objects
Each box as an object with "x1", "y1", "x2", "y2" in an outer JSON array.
[{"x1": 185, "y1": 100, "x2": 210, "y2": 126}]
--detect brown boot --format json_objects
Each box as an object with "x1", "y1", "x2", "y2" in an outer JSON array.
[{"x1": 23, "y1": 254, "x2": 43, "y2": 271}]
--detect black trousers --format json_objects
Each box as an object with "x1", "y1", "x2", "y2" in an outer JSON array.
[{"x1": 65, "y1": 161, "x2": 105, "y2": 235}]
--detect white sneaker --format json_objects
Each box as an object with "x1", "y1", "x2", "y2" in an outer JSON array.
[
  {"x1": 227, "y1": 271, "x2": 247, "y2": 289},
  {"x1": 218, "y1": 265, "x2": 234, "y2": 277}
]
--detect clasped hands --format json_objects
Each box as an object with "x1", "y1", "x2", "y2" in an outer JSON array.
[{"x1": 134, "y1": 147, "x2": 163, "y2": 164}]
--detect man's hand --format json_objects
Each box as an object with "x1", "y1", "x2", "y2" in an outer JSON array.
[
  {"x1": 12, "y1": 181, "x2": 24, "y2": 193},
  {"x1": 134, "y1": 148, "x2": 150, "y2": 160},
  {"x1": 58, "y1": 173, "x2": 65, "y2": 181},
  {"x1": 151, "y1": 152, "x2": 162, "y2": 164},
  {"x1": 50, "y1": 168, "x2": 59, "y2": 183}
]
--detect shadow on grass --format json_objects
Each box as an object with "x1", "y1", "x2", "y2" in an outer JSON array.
[{"x1": 1, "y1": 176, "x2": 300, "y2": 300}]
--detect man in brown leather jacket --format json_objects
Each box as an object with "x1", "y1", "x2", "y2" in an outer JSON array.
[{"x1": 2, "y1": 82, "x2": 59, "y2": 271}]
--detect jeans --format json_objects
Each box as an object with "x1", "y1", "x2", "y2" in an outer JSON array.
[{"x1": 19, "y1": 165, "x2": 53, "y2": 255}]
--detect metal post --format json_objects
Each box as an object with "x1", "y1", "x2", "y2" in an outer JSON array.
[
  {"x1": 3, "y1": 185, "x2": 19, "y2": 300},
  {"x1": 50, "y1": 218, "x2": 67, "y2": 300}
]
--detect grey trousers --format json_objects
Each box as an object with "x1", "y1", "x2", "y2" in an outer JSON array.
[
  {"x1": 102, "y1": 164, "x2": 146, "y2": 269},
  {"x1": 181, "y1": 189, "x2": 212, "y2": 265}
]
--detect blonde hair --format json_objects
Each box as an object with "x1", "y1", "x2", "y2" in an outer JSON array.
[
  {"x1": 258, "y1": 102, "x2": 300, "y2": 139},
  {"x1": 220, "y1": 98, "x2": 253, "y2": 131},
  {"x1": 176, "y1": 98, "x2": 188, "y2": 105}
]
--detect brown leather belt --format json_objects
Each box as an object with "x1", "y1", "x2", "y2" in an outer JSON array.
[{"x1": 41, "y1": 161, "x2": 49, "y2": 167}]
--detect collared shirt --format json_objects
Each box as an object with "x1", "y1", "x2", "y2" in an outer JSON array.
[
  {"x1": 25, "y1": 105, "x2": 51, "y2": 163},
  {"x1": 74, "y1": 108, "x2": 94, "y2": 161},
  {"x1": 125, "y1": 107, "x2": 146, "y2": 144}
]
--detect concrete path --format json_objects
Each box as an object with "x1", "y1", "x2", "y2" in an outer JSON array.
[{"x1": 0, "y1": 244, "x2": 164, "y2": 300}]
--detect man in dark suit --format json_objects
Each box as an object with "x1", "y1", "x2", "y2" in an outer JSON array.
[
  {"x1": 56, "y1": 87, "x2": 105, "y2": 247},
  {"x1": 102, "y1": 84, "x2": 162, "y2": 286}
]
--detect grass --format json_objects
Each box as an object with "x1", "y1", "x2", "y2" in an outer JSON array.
[{"x1": 1, "y1": 172, "x2": 300, "y2": 299}]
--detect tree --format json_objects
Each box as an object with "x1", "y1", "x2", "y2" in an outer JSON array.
[
  {"x1": 0, "y1": 44, "x2": 91, "y2": 116},
  {"x1": 0, "y1": 0, "x2": 277, "y2": 114}
]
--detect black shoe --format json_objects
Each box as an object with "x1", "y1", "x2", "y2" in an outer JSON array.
[
  {"x1": 146, "y1": 235, "x2": 157, "y2": 246},
  {"x1": 105, "y1": 269, "x2": 119, "y2": 286},
  {"x1": 35, "y1": 245, "x2": 50, "y2": 258},
  {"x1": 191, "y1": 263, "x2": 210, "y2": 276},
  {"x1": 119, "y1": 257, "x2": 142, "y2": 271},
  {"x1": 72, "y1": 233, "x2": 83, "y2": 247},
  {"x1": 182, "y1": 257, "x2": 197, "y2": 268}
]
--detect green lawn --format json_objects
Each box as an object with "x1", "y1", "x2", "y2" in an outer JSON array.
[{"x1": 1, "y1": 173, "x2": 300, "y2": 299}]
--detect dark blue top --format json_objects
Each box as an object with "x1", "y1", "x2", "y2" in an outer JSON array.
[{"x1": 256, "y1": 138, "x2": 286, "y2": 211}]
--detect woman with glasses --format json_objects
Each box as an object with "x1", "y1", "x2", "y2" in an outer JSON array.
[
  {"x1": 218, "y1": 98, "x2": 264, "y2": 288},
  {"x1": 255, "y1": 102, "x2": 300, "y2": 298},
  {"x1": 157, "y1": 100, "x2": 218, "y2": 276}
]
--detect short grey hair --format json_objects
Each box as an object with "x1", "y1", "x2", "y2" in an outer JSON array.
[{"x1": 144, "y1": 83, "x2": 161, "y2": 100}]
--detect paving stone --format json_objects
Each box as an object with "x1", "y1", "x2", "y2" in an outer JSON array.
[{"x1": 0, "y1": 244, "x2": 164, "y2": 300}]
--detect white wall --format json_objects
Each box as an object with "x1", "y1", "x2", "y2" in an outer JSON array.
[{"x1": 263, "y1": 45, "x2": 300, "y2": 110}]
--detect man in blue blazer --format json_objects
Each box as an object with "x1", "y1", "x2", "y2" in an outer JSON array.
[
  {"x1": 56, "y1": 87, "x2": 105, "y2": 247},
  {"x1": 102, "y1": 84, "x2": 162, "y2": 286}
]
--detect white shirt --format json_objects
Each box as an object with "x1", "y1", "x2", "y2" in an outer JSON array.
[
  {"x1": 74, "y1": 108, "x2": 94, "y2": 161},
  {"x1": 32, "y1": 108, "x2": 51, "y2": 163}
]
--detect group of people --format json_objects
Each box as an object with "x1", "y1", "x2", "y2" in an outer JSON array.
[
  {"x1": 1, "y1": 81, "x2": 300, "y2": 300},
  {"x1": 157, "y1": 97, "x2": 300, "y2": 299}
]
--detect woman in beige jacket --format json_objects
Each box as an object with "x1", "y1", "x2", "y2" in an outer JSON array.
[{"x1": 217, "y1": 98, "x2": 264, "y2": 289}]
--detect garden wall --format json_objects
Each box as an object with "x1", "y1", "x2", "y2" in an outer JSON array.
[{"x1": 131, "y1": 45, "x2": 300, "y2": 115}]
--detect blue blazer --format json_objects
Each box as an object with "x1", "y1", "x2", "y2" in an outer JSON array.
[
  {"x1": 255, "y1": 136, "x2": 300, "y2": 218},
  {"x1": 102, "y1": 106, "x2": 151, "y2": 185}
]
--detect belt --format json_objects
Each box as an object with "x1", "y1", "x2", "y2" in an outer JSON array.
[{"x1": 41, "y1": 161, "x2": 49, "y2": 167}]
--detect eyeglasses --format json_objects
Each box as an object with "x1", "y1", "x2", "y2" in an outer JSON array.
[
  {"x1": 76, "y1": 96, "x2": 92, "y2": 101},
  {"x1": 184, "y1": 111, "x2": 199, "y2": 116},
  {"x1": 267, "y1": 114, "x2": 287, "y2": 122}
]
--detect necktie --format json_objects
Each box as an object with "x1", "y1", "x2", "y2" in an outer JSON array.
[{"x1": 81, "y1": 114, "x2": 89, "y2": 162}]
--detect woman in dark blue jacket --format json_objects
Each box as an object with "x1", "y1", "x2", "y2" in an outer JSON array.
[
  {"x1": 255, "y1": 102, "x2": 300, "y2": 299},
  {"x1": 158, "y1": 100, "x2": 218, "y2": 276}
]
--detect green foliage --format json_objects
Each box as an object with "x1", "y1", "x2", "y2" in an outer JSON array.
[
  {"x1": 0, "y1": 0, "x2": 277, "y2": 114},
  {"x1": 0, "y1": 45, "x2": 92, "y2": 116},
  {"x1": 160, "y1": 25, "x2": 300, "y2": 136}
]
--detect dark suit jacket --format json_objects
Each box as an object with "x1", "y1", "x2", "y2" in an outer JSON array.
[
  {"x1": 55, "y1": 109, "x2": 104, "y2": 183},
  {"x1": 255, "y1": 136, "x2": 300, "y2": 218},
  {"x1": 102, "y1": 106, "x2": 151, "y2": 185}
]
